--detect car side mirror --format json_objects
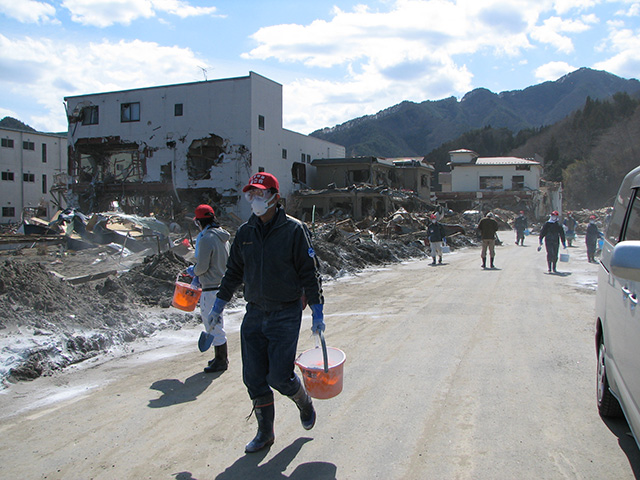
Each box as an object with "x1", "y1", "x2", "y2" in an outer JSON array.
[{"x1": 610, "y1": 240, "x2": 640, "y2": 282}]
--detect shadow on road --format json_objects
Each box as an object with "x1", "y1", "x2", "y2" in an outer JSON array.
[
  {"x1": 212, "y1": 437, "x2": 337, "y2": 479},
  {"x1": 148, "y1": 371, "x2": 220, "y2": 408},
  {"x1": 602, "y1": 416, "x2": 640, "y2": 478}
]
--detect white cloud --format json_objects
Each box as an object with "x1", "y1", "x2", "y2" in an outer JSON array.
[
  {"x1": 534, "y1": 61, "x2": 577, "y2": 82},
  {"x1": 60, "y1": 0, "x2": 220, "y2": 27},
  {"x1": 530, "y1": 15, "x2": 592, "y2": 53},
  {"x1": 62, "y1": 0, "x2": 154, "y2": 27},
  {"x1": 0, "y1": 0, "x2": 57, "y2": 24},
  {"x1": 594, "y1": 26, "x2": 640, "y2": 79},
  {"x1": 151, "y1": 0, "x2": 221, "y2": 19},
  {"x1": 0, "y1": 34, "x2": 206, "y2": 131},
  {"x1": 553, "y1": 0, "x2": 597, "y2": 15}
]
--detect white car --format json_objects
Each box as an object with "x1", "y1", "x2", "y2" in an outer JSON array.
[{"x1": 595, "y1": 165, "x2": 640, "y2": 449}]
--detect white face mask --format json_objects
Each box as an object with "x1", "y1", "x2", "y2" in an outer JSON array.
[
  {"x1": 249, "y1": 193, "x2": 276, "y2": 216},
  {"x1": 550, "y1": 215, "x2": 558, "y2": 222}
]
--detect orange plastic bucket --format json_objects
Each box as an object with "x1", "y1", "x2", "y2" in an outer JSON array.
[
  {"x1": 171, "y1": 280, "x2": 202, "y2": 312},
  {"x1": 296, "y1": 346, "x2": 346, "y2": 399}
]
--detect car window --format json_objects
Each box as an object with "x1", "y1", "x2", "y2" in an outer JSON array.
[
  {"x1": 622, "y1": 189, "x2": 640, "y2": 241},
  {"x1": 606, "y1": 191, "x2": 630, "y2": 244}
]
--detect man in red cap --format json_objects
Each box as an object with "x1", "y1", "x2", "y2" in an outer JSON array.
[
  {"x1": 538, "y1": 210, "x2": 566, "y2": 273},
  {"x1": 185, "y1": 204, "x2": 231, "y2": 372},
  {"x1": 207, "y1": 172, "x2": 325, "y2": 453}
]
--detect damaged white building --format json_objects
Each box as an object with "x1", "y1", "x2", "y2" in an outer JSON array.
[
  {"x1": 0, "y1": 127, "x2": 67, "y2": 224},
  {"x1": 64, "y1": 72, "x2": 345, "y2": 220}
]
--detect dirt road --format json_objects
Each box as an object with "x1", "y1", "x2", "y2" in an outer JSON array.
[{"x1": 1, "y1": 238, "x2": 639, "y2": 479}]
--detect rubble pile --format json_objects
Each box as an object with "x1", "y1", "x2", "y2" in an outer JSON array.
[{"x1": 0, "y1": 252, "x2": 199, "y2": 382}]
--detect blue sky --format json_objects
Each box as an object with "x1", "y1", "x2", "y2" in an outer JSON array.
[{"x1": 0, "y1": 0, "x2": 639, "y2": 135}]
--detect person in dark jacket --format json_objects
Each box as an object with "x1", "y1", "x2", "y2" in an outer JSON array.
[
  {"x1": 585, "y1": 215, "x2": 602, "y2": 263},
  {"x1": 426, "y1": 213, "x2": 447, "y2": 265},
  {"x1": 563, "y1": 212, "x2": 578, "y2": 247},
  {"x1": 477, "y1": 212, "x2": 499, "y2": 268},
  {"x1": 513, "y1": 211, "x2": 528, "y2": 246},
  {"x1": 538, "y1": 210, "x2": 567, "y2": 273},
  {"x1": 207, "y1": 172, "x2": 325, "y2": 454}
]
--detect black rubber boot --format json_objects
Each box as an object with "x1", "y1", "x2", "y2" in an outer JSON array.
[
  {"x1": 204, "y1": 342, "x2": 228, "y2": 373},
  {"x1": 481, "y1": 257, "x2": 486, "y2": 268},
  {"x1": 289, "y1": 383, "x2": 316, "y2": 430},
  {"x1": 245, "y1": 394, "x2": 275, "y2": 453},
  {"x1": 490, "y1": 257, "x2": 495, "y2": 268}
]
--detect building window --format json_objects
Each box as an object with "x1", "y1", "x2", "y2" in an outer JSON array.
[
  {"x1": 23, "y1": 141, "x2": 35, "y2": 151},
  {"x1": 301, "y1": 153, "x2": 306, "y2": 162},
  {"x1": 42, "y1": 174, "x2": 47, "y2": 194},
  {"x1": 42, "y1": 143, "x2": 47, "y2": 163},
  {"x1": 121, "y1": 102, "x2": 140, "y2": 122},
  {"x1": 515, "y1": 165, "x2": 531, "y2": 171},
  {"x1": 2, "y1": 207, "x2": 15, "y2": 217},
  {"x1": 306, "y1": 154, "x2": 311, "y2": 163},
  {"x1": 258, "y1": 115, "x2": 265, "y2": 130},
  {"x1": 282, "y1": 149, "x2": 287, "y2": 159},
  {"x1": 1, "y1": 138, "x2": 14, "y2": 148},
  {"x1": 174, "y1": 103, "x2": 183, "y2": 116},
  {"x1": 511, "y1": 175, "x2": 525, "y2": 190},
  {"x1": 479, "y1": 176, "x2": 503, "y2": 190},
  {"x1": 1, "y1": 171, "x2": 14, "y2": 181},
  {"x1": 23, "y1": 173, "x2": 35, "y2": 183},
  {"x1": 82, "y1": 106, "x2": 99, "y2": 125}
]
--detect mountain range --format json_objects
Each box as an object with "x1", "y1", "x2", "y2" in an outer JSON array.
[{"x1": 310, "y1": 68, "x2": 640, "y2": 157}]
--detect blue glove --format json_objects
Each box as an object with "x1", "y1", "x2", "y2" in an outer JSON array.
[
  {"x1": 310, "y1": 304, "x2": 325, "y2": 333},
  {"x1": 186, "y1": 265, "x2": 195, "y2": 277},
  {"x1": 206, "y1": 297, "x2": 228, "y2": 330},
  {"x1": 190, "y1": 276, "x2": 201, "y2": 289}
]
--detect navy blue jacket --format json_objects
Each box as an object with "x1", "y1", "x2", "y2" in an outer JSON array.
[
  {"x1": 426, "y1": 222, "x2": 446, "y2": 242},
  {"x1": 539, "y1": 220, "x2": 566, "y2": 245},
  {"x1": 217, "y1": 206, "x2": 324, "y2": 311}
]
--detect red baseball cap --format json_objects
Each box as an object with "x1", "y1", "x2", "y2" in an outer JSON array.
[
  {"x1": 551, "y1": 210, "x2": 559, "y2": 216},
  {"x1": 242, "y1": 172, "x2": 279, "y2": 192},
  {"x1": 195, "y1": 204, "x2": 215, "y2": 219}
]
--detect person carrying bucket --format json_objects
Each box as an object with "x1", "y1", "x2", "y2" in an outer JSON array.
[
  {"x1": 186, "y1": 204, "x2": 231, "y2": 373},
  {"x1": 206, "y1": 172, "x2": 325, "y2": 454},
  {"x1": 538, "y1": 210, "x2": 566, "y2": 273}
]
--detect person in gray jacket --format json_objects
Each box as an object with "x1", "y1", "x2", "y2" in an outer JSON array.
[{"x1": 186, "y1": 204, "x2": 231, "y2": 373}]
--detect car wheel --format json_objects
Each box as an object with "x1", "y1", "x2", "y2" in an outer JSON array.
[{"x1": 597, "y1": 339, "x2": 623, "y2": 417}]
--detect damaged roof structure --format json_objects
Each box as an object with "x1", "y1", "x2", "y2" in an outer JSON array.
[
  {"x1": 289, "y1": 156, "x2": 435, "y2": 221},
  {"x1": 64, "y1": 72, "x2": 345, "y2": 221}
]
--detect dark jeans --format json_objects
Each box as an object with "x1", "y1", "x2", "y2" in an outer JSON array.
[
  {"x1": 586, "y1": 240, "x2": 597, "y2": 259},
  {"x1": 241, "y1": 302, "x2": 303, "y2": 400},
  {"x1": 545, "y1": 240, "x2": 560, "y2": 263}
]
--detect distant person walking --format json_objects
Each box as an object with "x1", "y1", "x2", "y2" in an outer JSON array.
[
  {"x1": 585, "y1": 215, "x2": 602, "y2": 263},
  {"x1": 426, "y1": 213, "x2": 447, "y2": 265},
  {"x1": 563, "y1": 212, "x2": 577, "y2": 247},
  {"x1": 538, "y1": 210, "x2": 566, "y2": 273},
  {"x1": 477, "y1": 212, "x2": 499, "y2": 269},
  {"x1": 513, "y1": 211, "x2": 528, "y2": 246}
]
